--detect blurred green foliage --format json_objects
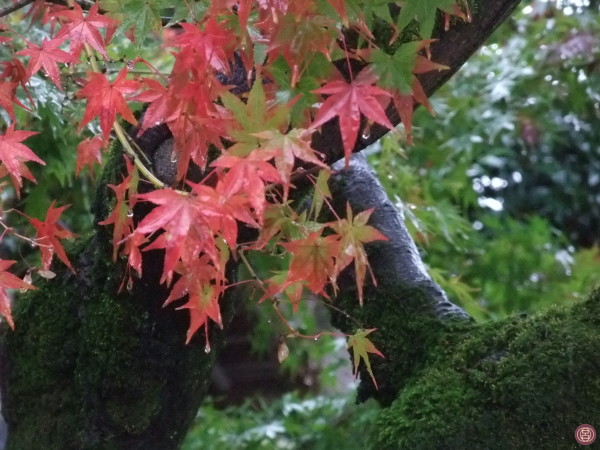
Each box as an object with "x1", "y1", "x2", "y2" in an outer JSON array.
[
  {"x1": 369, "y1": 0, "x2": 600, "y2": 320},
  {"x1": 182, "y1": 393, "x2": 380, "y2": 450}
]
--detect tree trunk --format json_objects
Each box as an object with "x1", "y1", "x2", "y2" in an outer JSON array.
[{"x1": 0, "y1": 148, "x2": 237, "y2": 450}]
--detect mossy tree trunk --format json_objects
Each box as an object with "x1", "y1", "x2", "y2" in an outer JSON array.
[{"x1": 0, "y1": 146, "x2": 241, "y2": 450}]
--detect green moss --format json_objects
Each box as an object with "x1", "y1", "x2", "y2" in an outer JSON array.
[
  {"x1": 373, "y1": 289, "x2": 600, "y2": 449},
  {"x1": 3, "y1": 233, "x2": 219, "y2": 449},
  {"x1": 332, "y1": 278, "x2": 470, "y2": 406}
]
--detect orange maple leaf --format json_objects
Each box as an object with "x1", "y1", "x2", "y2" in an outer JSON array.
[{"x1": 282, "y1": 231, "x2": 340, "y2": 296}]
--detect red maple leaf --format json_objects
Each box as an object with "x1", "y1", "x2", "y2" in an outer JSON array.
[
  {"x1": 30, "y1": 202, "x2": 76, "y2": 272},
  {"x1": 168, "y1": 18, "x2": 236, "y2": 72},
  {"x1": 75, "y1": 136, "x2": 103, "y2": 177},
  {"x1": 135, "y1": 188, "x2": 230, "y2": 284},
  {"x1": 0, "y1": 57, "x2": 31, "y2": 121},
  {"x1": 16, "y1": 38, "x2": 72, "y2": 90},
  {"x1": 75, "y1": 68, "x2": 140, "y2": 142},
  {"x1": 0, "y1": 260, "x2": 35, "y2": 330},
  {"x1": 164, "y1": 257, "x2": 224, "y2": 345},
  {"x1": 310, "y1": 68, "x2": 395, "y2": 165},
  {"x1": 282, "y1": 231, "x2": 340, "y2": 296},
  {"x1": 132, "y1": 78, "x2": 180, "y2": 132},
  {"x1": 51, "y1": 2, "x2": 115, "y2": 58},
  {"x1": 0, "y1": 81, "x2": 21, "y2": 122},
  {"x1": 211, "y1": 149, "x2": 281, "y2": 221},
  {"x1": 0, "y1": 124, "x2": 45, "y2": 192},
  {"x1": 98, "y1": 158, "x2": 138, "y2": 261}
]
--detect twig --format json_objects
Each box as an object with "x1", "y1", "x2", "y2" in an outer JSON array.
[
  {"x1": 238, "y1": 248, "x2": 360, "y2": 337},
  {"x1": 0, "y1": 0, "x2": 34, "y2": 19}
]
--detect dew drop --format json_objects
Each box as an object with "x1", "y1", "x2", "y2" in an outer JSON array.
[
  {"x1": 126, "y1": 210, "x2": 134, "y2": 218},
  {"x1": 205, "y1": 343, "x2": 211, "y2": 353},
  {"x1": 314, "y1": 337, "x2": 318, "y2": 341},
  {"x1": 170, "y1": 150, "x2": 178, "y2": 163}
]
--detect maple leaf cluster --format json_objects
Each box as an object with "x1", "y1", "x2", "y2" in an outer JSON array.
[{"x1": 0, "y1": 0, "x2": 470, "y2": 386}]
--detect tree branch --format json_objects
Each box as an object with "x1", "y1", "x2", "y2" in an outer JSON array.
[
  {"x1": 328, "y1": 154, "x2": 471, "y2": 405},
  {"x1": 0, "y1": 0, "x2": 33, "y2": 18},
  {"x1": 311, "y1": 0, "x2": 523, "y2": 164}
]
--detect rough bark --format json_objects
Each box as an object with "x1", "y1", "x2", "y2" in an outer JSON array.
[{"x1": 330, "y1": 155, "x2": 600, "y2": 449}]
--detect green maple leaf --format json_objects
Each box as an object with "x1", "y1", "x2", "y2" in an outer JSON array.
[
  {"x1": 221, "y1": 78, "x2": 290, "y2": 156},
  {"x1": 347, "y1": 328, "x2": 384, "y2": 389},
  {"x1": 397, "y1": 0, "x2": 463, "y2": 39},
  {"x1": 369, "y1": 43, "x2": 420, "y2": 94},
  {"x1": 100, "y1": 0, "x2": 166, "y2": 46}
]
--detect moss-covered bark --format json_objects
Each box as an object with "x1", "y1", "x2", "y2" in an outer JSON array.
[
  {"x1": 0, "y1": 145, "x2": 232, "y2": 449},
  {"x1": 331, "y1": 155, "x2": 600, "y2": 449},
  {"x1": 374, "y1": 290, "x2": 600, "y2": 449}
]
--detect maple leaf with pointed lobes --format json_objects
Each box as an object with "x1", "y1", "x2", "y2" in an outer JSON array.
[
  {"x1": 347, "y1": 328, "x2": 384, "y2": 389},
  {"x1": 310, "y1": 68, "x2": 395, "y2": 166},
  {"x1": 30, "y1": 202, "x2": 76, "y2": 272},
  {"x1": 329, "y1": 203, "x2": 388, "y2": 306},
  {"x1": 0, "y1": 124, "x2": 44, "y2": 193},
  {"x1": 211, "y1": 149, "x2": 282, "y2": 222},
  {"x1": 0, "y1": 260, "x2": 35, "y2": 330},
  {"x1": 51, "y1": 2, "x2": 116, "y2": 58},
  {"x1": 397, "y1": 0, "x2": 468, "y2": 39},
  {"x1": 255, "y1": 128, "x2": 329, "y2": 200},
  {"x1": 98, "y1": 161, "x2": 138, "y2": 261},
  {"x1": 132, "y1": 78, "x2": 180, "y2": 132},
  {"x1": 168, "y1": 18, "x2": 235, "y2": 72},
  {"x1": 370, "y1": 41, "x2": 446, "y2": 144},
  {"x1": 16, "y1": 39, "x2": 72, "y2": 90},
  {"x1": 0, "y1": 81, "x2": 28, "y2": 122},
  {"x1": 75, "y1": 69, "x2": 140, "y2": 142},
  {"x1": 134, "y1": 187, "x2": 244, "y2": 284},
  {"x1": 164, "y1": 257, "x2": 224, "y2": 345},
  {"x1": 75, "y1": 136, "x2": 103, "y2": 177},
  {"x1": 282, "y1": 231, "x2": 340, "y2": 296}
]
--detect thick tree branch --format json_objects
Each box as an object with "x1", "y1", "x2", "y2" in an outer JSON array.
[
  {"x1": 331, "y1": 154, "x2": 469, "y2": 321},
  {"x1": 328, "y1": 154, "x2": 470, "y2": 405},
  {"x1": 312, "y1": 0, "x2": 523, "y2": 164}
]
